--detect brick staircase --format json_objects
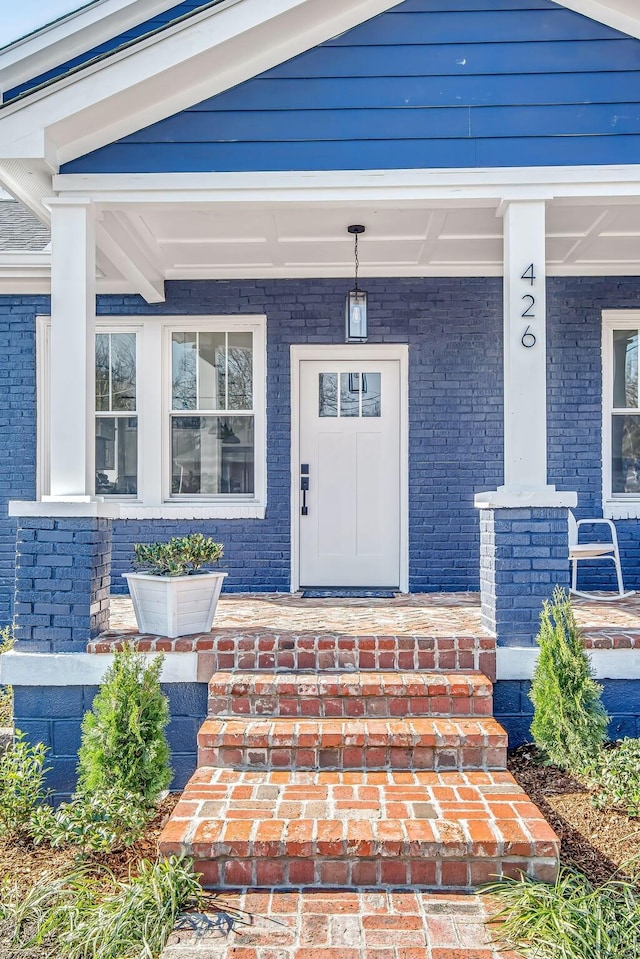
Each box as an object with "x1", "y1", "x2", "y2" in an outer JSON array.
[{"x1": 159, "y1": 633, "x2": 559, "y2": 890}]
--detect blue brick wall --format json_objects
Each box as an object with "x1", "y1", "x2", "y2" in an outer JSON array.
[
  {"x1": 547, "y1": 276, "x2": 640, "y2": 591},
  {"x1": 495, "y1": 679, "x2": 640, "y2": 747},
  {"x1": 480, "y1": 507, "x2": 570, "y2": 646},
  {"x1": 13, "y1": 682, "x2": 207, "y2": 803},
  {"x1": 2, "y1": 275, "x2": 640, "y2": 618},
  {"x1": 14, "y1": 518, "x2": 112, "y2": 652},
  {"x1": 99, "y1": 278, "x2": 504, "y2": 594},
  {"x1": 0, "y1": 296, "x2": 48, "y2": 625}
]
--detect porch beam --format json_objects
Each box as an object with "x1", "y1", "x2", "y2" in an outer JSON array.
[
  {"x1": 96, "y1": 214, "x2": 165, "y2": 304},
  {"x1": 46, "y1": 196, "x2": 96, "y2": 499}
]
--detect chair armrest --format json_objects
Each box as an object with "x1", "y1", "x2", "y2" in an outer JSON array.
[{"x1": 575, "y1": 518, "x2": 619, "y2": 547}]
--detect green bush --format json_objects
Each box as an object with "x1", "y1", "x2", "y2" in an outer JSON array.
[
  {"x1": 133, "y1": 533, "x2": 223, "y2": 577},
  {"x1": 484, "y1": 866, "x2": 640, "y2": 959},
  {"x1": 529, "y1": 586, "x2": 608, "y2": 773},
  {"x1": 0, "y1": 730, "x2": 50, "y2": 837},
  {"x1": 1, "y1": 856, "x2": 202, "y2": 959},
  {"x1": 30, "y1": 786, "x2": 150, "y2": 852},
  {"x1": 590, "y1": 738, "x2": 640, "y2": 818},
  {"x1": 77, "y1": 644, "x2": 171, "y2": 806}
]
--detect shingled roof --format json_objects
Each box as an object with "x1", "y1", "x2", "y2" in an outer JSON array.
[{"x1": 0, "y1": 200, "x2": 50, "y2": 251}]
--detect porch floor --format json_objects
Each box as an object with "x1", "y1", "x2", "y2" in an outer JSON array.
[{"x1": 105, "y1": 590, "x2": 640, "y2": 647}]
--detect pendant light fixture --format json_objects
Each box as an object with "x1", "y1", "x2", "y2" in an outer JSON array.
[{"x1": 345, "y1": 224, "x2": 368, "y2": 342}]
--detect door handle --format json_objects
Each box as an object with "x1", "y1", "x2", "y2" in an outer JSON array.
[{"x1": 300, "y1": 464, "x2": 309, "y2": 515}]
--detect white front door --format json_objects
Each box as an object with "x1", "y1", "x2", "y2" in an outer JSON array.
[{"x1": 298, "y1": 358, "x2": 401, "y2": 588}]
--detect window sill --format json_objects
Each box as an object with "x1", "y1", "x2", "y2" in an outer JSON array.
[
  {"x1": 9, "y1": 500, "x2": 266, "y2": 520},
  {"x1": 119, "y1": 504, "x2": 266, "y2": 520},
  {"x1": 603, "y1": 501, "x2": 640, "y2": 520}
]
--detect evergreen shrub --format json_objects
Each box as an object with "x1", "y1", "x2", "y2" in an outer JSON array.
[
  {"x1": 529, "y1": 585, "x2": 608, "y2": 773},
  {"x1": 77, "y1": 644, "x2": 171, "y2": 806}
]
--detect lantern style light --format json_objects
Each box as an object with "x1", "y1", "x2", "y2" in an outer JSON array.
[{"x1": 345, "y1": 224, "x2": 368, "y2": 342}]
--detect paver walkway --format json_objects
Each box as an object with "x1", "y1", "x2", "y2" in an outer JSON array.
[
  {"x1": 107, "y1": 589, "x2": 640, "y2": 643},
  {"x1": 161, "y1": 889, "x2": 521, "y2": 958}
]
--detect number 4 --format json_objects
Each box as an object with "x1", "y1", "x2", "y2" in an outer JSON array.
[{"x1": 521, "y1": 264, "x2": 536, "y2": 285}]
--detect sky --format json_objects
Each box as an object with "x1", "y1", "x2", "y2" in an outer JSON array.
[{"x1": 1, "y1": 1, "x2": 92, "y2": 47}]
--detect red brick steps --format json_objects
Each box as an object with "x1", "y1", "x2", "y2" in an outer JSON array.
[
  {"x1": 198, "y1": 716, "x2": 507, "y2": 771},
  {"x1": 207, "y1": 670, "x2": 493, "y2": 718},
  {"x1": 160, "y1": 768, "x2": 559, "y2": 890},
  {"x1": 158, "y1": 631, "x2": 559, "y2": 892}
]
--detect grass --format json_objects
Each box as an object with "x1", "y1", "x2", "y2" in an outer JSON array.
[
  {"x1": 484, "y1": 865, "x2": 640, "y2": 959},
  {"x1": 0, "y1": 855, "x2": 203, "y2": 959}
]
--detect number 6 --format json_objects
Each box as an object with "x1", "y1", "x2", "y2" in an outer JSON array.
[{"x1": 522, "y1": 326, "x2": 536, "y2": 348}]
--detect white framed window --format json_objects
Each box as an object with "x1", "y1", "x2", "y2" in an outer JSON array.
[
  {"x1": 37, "y1": 315, "x2": 267, "y2": 519},
  {"x1": 602, "y1": 311, "x2": 640, "y2": 519}
]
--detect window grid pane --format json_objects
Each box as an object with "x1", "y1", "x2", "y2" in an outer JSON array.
[{"x1": 171, "y1": 331, "x2": 254, "y2": 414}]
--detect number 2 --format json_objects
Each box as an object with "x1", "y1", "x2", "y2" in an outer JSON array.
[{"x1": 521, "y1": 295, "x2": 535, "y2": 318}]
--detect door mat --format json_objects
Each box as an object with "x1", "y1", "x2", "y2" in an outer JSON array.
[{"x1": 300, "y1": 589, "x2": 397, "y2": 599}]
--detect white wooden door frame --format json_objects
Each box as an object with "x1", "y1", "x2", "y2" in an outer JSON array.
[{"x1": 290, "y1": 343, "x2": 409, "y2": 593}]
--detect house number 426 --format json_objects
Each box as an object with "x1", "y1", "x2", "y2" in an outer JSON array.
[{"x1": 520, "y1": 263, "x2": 536, "y2": 348}]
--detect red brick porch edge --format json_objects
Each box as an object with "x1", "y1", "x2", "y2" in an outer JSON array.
[{"x1": 88, "y1": 633, "x2": 497, "y2": 681}]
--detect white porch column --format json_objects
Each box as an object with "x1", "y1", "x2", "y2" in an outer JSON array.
[
  {"x1": 502, "y1": 199, "x2": 550, "y2": 493},
  {"x1": 46, "y1": 197, "x2": 96, "y2": 499}
]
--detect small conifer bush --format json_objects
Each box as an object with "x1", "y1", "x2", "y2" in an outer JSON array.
[
  {"x1": 529, "y1": 585, "x2": 608, "y2": 773},
  {"x1": 77, "y1": 644, "x2": 171, "y2": 806}
]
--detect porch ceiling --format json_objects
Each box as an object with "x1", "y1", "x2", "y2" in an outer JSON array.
[{"x1": 92, "y1": 196, "x2": 640, "y2": 284}]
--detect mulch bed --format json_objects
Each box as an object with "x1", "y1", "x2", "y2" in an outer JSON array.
[
  {"x1": 0, "y1": 792, "x2": 180, "y2": 894},
  {"x1": 509, "y1": 745, "x2": 640, "y2": 885}
]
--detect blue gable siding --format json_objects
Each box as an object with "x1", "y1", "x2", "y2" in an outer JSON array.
[
  {"x1": 62, "y1": 0, "x2": 640, "y2": 174},
  {"x1": 4, "y1": 2, "x2": 212, "y2": 104}
]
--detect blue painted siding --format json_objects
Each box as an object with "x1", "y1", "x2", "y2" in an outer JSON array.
[
  {"x1": 3, "y1": 275, "x2": 640, "y2": 622},
  {"x1": 61, "y1": 0, "x2": 640, "y2": 174},
  {"x1": 4, "y1": 2, "x2": 211, "y2": 103}
]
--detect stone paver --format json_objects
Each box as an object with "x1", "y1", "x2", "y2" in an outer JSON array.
[{"x1": 160, "y1": 889, "x2": 522, "y2": 959}]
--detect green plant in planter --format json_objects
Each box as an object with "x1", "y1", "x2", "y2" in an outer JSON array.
[{"x1": 133, "y1": 533, "x2": 223, "y2": 577}]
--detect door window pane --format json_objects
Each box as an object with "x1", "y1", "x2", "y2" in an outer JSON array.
[
  {"x1": 340, "y1": 373, "x2": 360, "y2": 417},
  {"x1": 95, "y1": 417, "x2": 138, "y2": 495},
  {"x1": 361, "y1": 373, "x2": 382, "y2": 417},
  {"x1": 613, "y1": 330, "x2": 638, "y2": 408},
  {"x1": 319, "y1": 373, "x2": 338, "y2": 417},
  {"x1": 612, "y1": 414, "x2": 640, "y2": 493},
  {"x1": 171, "y1": 415, "x2": 254, "y2": 495}
]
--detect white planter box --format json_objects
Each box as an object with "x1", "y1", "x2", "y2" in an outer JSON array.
[{"x1": 123, "y1": 571, "x2": 227, "y2": 638}]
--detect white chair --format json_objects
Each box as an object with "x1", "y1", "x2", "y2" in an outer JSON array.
[{"x1": 568, "y1": 510, "x2": 632, "y2": 600}]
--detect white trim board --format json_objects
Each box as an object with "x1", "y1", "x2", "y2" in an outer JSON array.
[
  {"x1": 601, "y1": 310, "x2": 640, "y2": 518},
  {"x1": 2, "y1": 644, "x2": 639, "y2": 686},
  {"x1": 0, "y1": 0, "x2": 184, "y2": 100},
  {"x1": 497, "y1": 645, "x2": 640, "y2": 681},
  {"x1": 0, "y1": 650, "x2": 198, "y2": 685},
  {"x1": 289, "y1": 343, "x2": 409, "y2": 594}
]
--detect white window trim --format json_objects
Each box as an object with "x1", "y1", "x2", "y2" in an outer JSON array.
[
  {"x1": 602, "y1": 310, "x2": 640, "y2": 519},
  {"x1": 36, "y1": 314, "x2": 267, "y2": 519}
]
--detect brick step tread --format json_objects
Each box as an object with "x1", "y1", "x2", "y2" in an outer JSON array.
[
  {"x1": 158, "y1": 768, "x2": 559, "y2": 889},
  {"x1": 197, "y1": 716, "x2": 508, "y2": 770},
  {"x1": 208, "y1": 670, "x2": 493, "y2": 718},
  {"x1": 160, "y1": 888, "x2": 521, "y2": 958}
]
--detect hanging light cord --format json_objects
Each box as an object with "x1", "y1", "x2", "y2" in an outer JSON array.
[{"x1": 354, "y1": 232, "x2": 360, "y2": 294}]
